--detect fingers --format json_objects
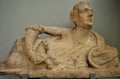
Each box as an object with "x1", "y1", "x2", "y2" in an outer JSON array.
[
  {"x1": 26, "y1": 24, "x2": 40, "y2": 30},
  {"x1": 32, "y1": 24, "x2": 40, "y2": 31},
  {"x1": 25, "y1": 24, "x2": 44, "y2": 33},
  {"x1": 25, "y1": 25, "x2": 33, "y2": 31}
]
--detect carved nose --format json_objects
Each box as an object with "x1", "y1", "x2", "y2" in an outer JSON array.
[
  {"x1": 89, "y1": 14, "x2": 93, "y2": 17},
  {"x1": 87, "y1": 13, "x2": 93, "y2": 18},
  {"x1": 88, "y1": 11, "x2": 93, "y2": 17}
]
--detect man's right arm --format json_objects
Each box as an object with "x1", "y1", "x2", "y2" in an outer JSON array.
[{"x1": 28, "y1": 24, "x2": 64, "y2": 36}]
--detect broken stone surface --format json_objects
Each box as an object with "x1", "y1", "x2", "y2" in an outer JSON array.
[{"x1": 0, "y1": 0, "x2": 120, "y2": 78}]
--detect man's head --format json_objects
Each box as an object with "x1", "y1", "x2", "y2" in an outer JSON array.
[{"x1": 70, "y1": 1, "x2": 93, "y2": 29}]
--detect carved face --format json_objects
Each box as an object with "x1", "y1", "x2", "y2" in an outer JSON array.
[{"x1": 71, "y1": 2, "x2": 93, "y2": 29}]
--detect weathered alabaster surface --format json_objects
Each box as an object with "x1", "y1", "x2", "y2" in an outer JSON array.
[{"x1": 0, "y1": 1, "x2": 120, "y2": 78}]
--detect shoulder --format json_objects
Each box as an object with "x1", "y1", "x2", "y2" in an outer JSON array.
[
  {"x1": 90, "y1": 30, "x2": 105, "y2": 47},
  {"x1": 61, "y1": 27, "x2": 73, "y2": 38},
  {"x1": 62, "y1": 27, "x2": 72, "y2": 31},
  {"x1": 62, "y1": 27, "x2": 73, "y2": 34}
]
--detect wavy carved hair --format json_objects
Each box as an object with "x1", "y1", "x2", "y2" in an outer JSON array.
[{"x1": 70, "y1": 1, "x2": 90, "y2": 25}]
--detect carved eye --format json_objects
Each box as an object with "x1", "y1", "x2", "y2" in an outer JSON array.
[
  {"x1": 79, "y1": 8, "x2": 93, "y2": 14},
  {"x1": 83, "y1": 8, "x2": 89, "y2": 12}
]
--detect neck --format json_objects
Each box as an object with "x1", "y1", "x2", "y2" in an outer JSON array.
[{"x1": 73, "y1": 26, "x2": 90, "y2": 40}]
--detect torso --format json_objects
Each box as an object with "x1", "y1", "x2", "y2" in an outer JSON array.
[{"x1": 45, "y1": 29, "x2": 97, "y2": 68}]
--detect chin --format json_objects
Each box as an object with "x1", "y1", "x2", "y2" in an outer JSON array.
[
  {"x1": 86, "y1": 26, "x2": 92, "y2": 29},
  {"x1": 86, "y1": 23, "x2": 93, "y2": 29},
  {"x1": 81, "y1": 25, "x2": 92, "y2": 30}
]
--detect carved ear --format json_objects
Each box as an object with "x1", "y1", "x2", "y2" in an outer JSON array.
[
  {"x1": 70, "y1": 11, "x2": 76, "y2": 23},
  {"x1": 70, "y1": 9, "x2": 78, "y2": 25}
]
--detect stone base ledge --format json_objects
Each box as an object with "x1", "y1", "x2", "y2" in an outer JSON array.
[{"x1": 0, "y1": 67, "x2": 120, "y2": 78}]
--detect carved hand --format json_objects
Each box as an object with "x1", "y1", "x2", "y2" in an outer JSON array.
[{"x1": 26, "y1": 25, "x2": 44, "y2": 34}]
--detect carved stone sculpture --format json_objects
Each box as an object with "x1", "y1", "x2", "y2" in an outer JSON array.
[{"x1": 0, "y1": 1, "x2": 120, "y2": 78}]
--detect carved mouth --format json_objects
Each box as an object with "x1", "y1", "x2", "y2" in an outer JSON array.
[{"x1": 87, "y1": 19, "x2": 92, "y2": 22}]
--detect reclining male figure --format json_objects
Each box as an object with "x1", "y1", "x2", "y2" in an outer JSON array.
[{"x1": 0, "y1": 1, "x2": 119, "y2": 69}]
